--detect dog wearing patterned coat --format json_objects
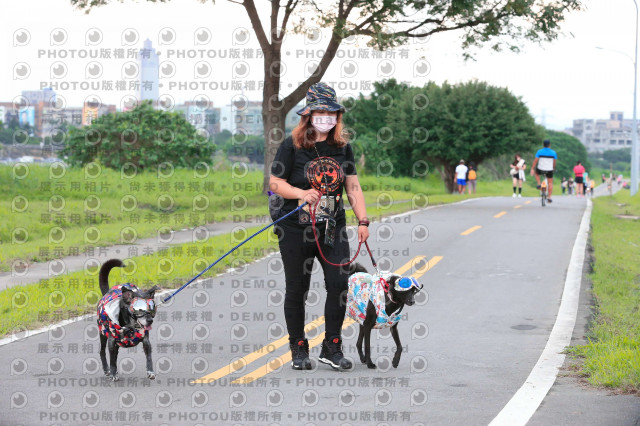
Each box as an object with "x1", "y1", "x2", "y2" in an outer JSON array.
[
  {"x1": 347, "y1": 263, "x2": 423, "y2": 369},
  {"x1": 97, "y1": 259, "x2": 160, "y2": 381}
]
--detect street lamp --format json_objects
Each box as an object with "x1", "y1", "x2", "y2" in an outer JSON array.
[
  {"x1": 596, "y1": 1, "x2": 639, "y2": 195},
  {"x1": 633, "y1": 0, "x2": 639, "y2": 196}
]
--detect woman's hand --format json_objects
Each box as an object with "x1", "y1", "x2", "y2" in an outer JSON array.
[
  {"x1": 301, "y1": 188, "x2": 322, "y2": 205},
  {"x1": 358, "y1": 224, "x2": 369, "y2": 243}
]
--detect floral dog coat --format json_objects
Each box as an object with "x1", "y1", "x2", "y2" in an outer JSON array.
[{"x1": 347, "y1": 272, "x2": 402, "y2": 329}]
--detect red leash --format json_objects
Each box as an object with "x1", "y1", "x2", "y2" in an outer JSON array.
[{"x1": 308, "y1": 199, "x2": 377, "y2": 270}]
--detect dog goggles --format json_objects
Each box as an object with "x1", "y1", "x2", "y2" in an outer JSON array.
[
  {"x1": 129, "y1": 298, "x2": 157, "y2": 318},
  {"x1": 394, "y1": 277, "x2": 422, "y2": 292}
]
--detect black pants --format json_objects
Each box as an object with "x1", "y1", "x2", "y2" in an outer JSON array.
[{"x1": 275, "y1": 219, "x2": 350, "y2": 344}]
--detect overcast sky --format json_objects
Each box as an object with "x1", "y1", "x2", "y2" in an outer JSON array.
[{"x1": 0, "y1": 0, "x2": 636, "y2": 131}]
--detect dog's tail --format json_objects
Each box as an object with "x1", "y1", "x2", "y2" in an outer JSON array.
[
  {"x1": 349, "y1": 262, "x2": 368, "y2": 275},
  {"x1": 99, "y1": 259, "x2": 125, "y2": 296}
]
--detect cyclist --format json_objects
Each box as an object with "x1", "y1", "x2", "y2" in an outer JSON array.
[{"x1": 530, "y1": 139, "x2": 557, "y2": 203}]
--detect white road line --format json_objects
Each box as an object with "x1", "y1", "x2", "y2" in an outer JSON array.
[
  {"x1": 0, "y1": 313, "x2": 93, "y2": 347},
  {"x1": 489, "y1": 199, "x2": 593, "y2": 426},
  {"x1": 0, "y1": 289, "x2": 173, "y2": 347}
]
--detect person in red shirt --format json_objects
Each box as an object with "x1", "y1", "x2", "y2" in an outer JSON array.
[{"x1": 573, "y1": 161, "x2": 586, "y2": 197}]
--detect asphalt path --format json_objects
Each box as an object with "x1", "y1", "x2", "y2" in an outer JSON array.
[{"x1": 0, "y1": 194, "x2": 635, "y2": 425}]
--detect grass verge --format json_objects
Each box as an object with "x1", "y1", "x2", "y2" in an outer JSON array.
[{"x1": 566, "y1": 190, "x2": 640, "y2": 393}]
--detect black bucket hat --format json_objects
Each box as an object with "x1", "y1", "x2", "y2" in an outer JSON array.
[{"x1": 296, "y1": 82, "x2": 346, "y2": 116}]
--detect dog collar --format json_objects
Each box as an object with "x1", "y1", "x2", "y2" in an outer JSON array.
[{"x1": 379, "y1": 277, "x2": 395, "y2": 303}]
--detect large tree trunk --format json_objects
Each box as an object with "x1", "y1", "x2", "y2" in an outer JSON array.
[
  {"x1": 260, "y1": 33, "x2": 343, "y2": 194},
  {"x1": 246, "y1": 0, "x2": 344, "y2": 194},
  {"x1": 440, "y1": 163, "x2": 457, "y2": 194},
  {"x1": 262, "y1": 96, "x2": 286, "y2": 193}
]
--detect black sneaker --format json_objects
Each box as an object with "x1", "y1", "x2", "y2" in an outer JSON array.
[
  {"x1": 319, "y1": 336, "x2": 352, "y2": 370},
  {"x1": 290, "y1": 338, "x2": 311, "y2": 370}
]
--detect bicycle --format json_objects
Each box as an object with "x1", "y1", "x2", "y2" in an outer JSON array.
[{"x1": 540, "y1": 178, "x2": 548, "y2": 207}]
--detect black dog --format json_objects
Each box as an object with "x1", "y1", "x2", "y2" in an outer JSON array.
[
  {"x1": 97, "y1": 259, "x2": 160, "y2": 381},
  {"x1": 347, "y1": 263, "x2": 423, "y2": 369}
]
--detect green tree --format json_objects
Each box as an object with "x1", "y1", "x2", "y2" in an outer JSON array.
[
  {"x1": 0, "y1": 126, "x2": 40, "y2": 145},
  {"x1": 602, "y1": 147, "x2": 631, "y2": 164},
  {"x1": 223, "y1": 134, "x2": 266, "y2": 164},
  {"x1": 545, "y1": 130, "x2": 590, "y2": 179},
  {"x1": 215, "y1": 129, "x2": 233, "y2": 146},
  {"x1": 343, "y1": 78, "x2": 413, "y2": 172},
  {"x1": 59, "y1": 100, "x2": 216, "y2": 170},
  {"x1": 343, "y1": 78, "x2": 412, "y2": 138},
  {"x1": 7, "y1": 118, "x2": 19, "y2": 130},
  {"x1": 72, "y1": 0, "x2": 583, "y2": 192},
  {"x1": 383, "y1": 80, "x2": 542, "y2": 192},
  {"x1": 0, "y1": 127, "x2": 16, "y2": 145}
]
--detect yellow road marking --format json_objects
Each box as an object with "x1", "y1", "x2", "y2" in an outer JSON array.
[
  {"x1": 192, "y1": 316, "x2": 326, "y2": 383},
  {"x1": 233, "y1": 318, "x2": 356, "y2": 384},
  {"x1": 395, "y1": 255, "x2": 427, "y2": 276},
  {"x1": 525, "y1": 200, "x2": 532, "y2": 205},
  {"x1": 494, "y1": 211, "x2": 507, "y2": 218},
  {"x1": 460, "y1": 225, "x2": 481, "y2": 236},
  {"x1": 514, "y1": 205, "x2": 522, "y2": 209},
  {"x1": 412, "y1": 256, "x2": 443, "y2": 279},
  {"x1": 227, "y1": 255, "x2": 443, "y2": 385}
]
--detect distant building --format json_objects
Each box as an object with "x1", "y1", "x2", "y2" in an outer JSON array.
[
  {"x1": 139, "y1": 39, "x2": 159, "y2": 103},
  {"x1": 231, "y1": 100, "x2": 303, "y2": 135},
  {"x1": 571, "y1": 111, "x2": 637, "y2": 153},
  {"x1": 0, "y1": 105, "x2": 7, "y2": 126},
  {"x1": 0, "y1": 102, "x2": 19, "y2": 127},
  {"x1": 174, "y1": 102, "x2": 221, "y2": 137},
  {"x1": 10, "y1": 89, "x2": 58, "y2": 137},
  {"x1": 233, "y1": 100, "x2": 263, "y2": 135},
  {"x1": 41, "y1": 103, "x2": 116, "y2": 139},
  {"x1": 22, "y1": 88, "x2": 56, "y2": 106}
]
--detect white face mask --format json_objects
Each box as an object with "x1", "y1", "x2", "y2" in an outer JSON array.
[{"x1": 311, "y1": 115, "x2": 337, "y2": 133}]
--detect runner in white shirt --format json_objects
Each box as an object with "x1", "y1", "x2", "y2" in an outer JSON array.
[{"x1": 454, "y1": 160, "x2": 468, "y2": 194}]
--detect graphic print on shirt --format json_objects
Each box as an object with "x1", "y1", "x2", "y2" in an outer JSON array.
[{"x1": 305, "y1": 156, "x2": 344, "y2": 194}]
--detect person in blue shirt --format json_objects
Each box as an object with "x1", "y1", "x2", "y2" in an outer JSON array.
[{"x1": 530, "y1": 139, "x2": 558, "y2": 203}]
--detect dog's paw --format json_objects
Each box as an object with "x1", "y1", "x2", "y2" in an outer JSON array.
[
  {"x1": 111, "y1": 372, "x2": 120, "y2": 382},
  {"x1": 366, "y1": 362, "x2": 377, "y2": 369},
  {"x1": 359, "y1": 355, "x2": 367, "y2": 364},
  {"x1": 147, "y1": 371, "x2": 156, "y2": 380},
  {"x1": 104, "y1": 370, "x2": 111, "y2": 377}
]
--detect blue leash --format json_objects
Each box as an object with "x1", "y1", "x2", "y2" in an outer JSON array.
[{"x1": 161, "y1": 201, "x2": 308, "y2": 304}]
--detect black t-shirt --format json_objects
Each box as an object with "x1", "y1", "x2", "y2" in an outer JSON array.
[{"x1": 270, "y1": 134, "x2": 357, "y2": 225}]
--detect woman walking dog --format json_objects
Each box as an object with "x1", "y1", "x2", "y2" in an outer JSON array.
[{"x1": 269, "y1": 82, "x2": 369, "y2": 371}]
